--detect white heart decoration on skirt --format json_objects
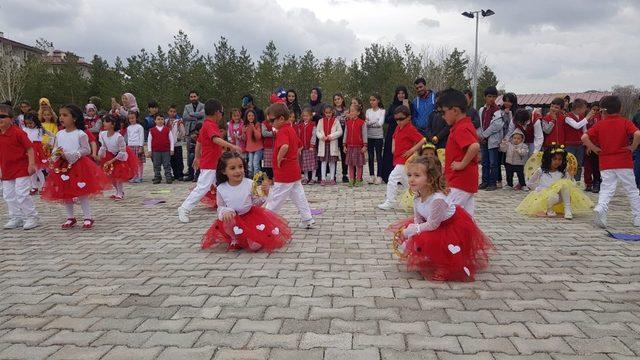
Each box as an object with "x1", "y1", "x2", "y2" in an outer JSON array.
[
  {"x1": 271, "y1": 227, "x2": 280, "y2": 235},
  {"x1": 448, "y1": 244, "x2": 461, "y2": 255},
  {"x1": 233, "y1": 226, "x2": 244, "y2": 235},
  {"x1": 77, "y1": 182, "x2": 86, "y2": 188},
  {"x1": 463, "y1": 266, "x2": 471, "y2": 276},
  {"x1": 41, "y1": 159, "x2": 48, "y2": 163},
  {"x1": 248, "y1": 241, "x2": 262, "y2": 251},
  {"x1": 61, "y1": 175, "x2": 70, "y2": 181},
  {"x1": 256, "y1": 224, "x2": 266, "y2": 231}
]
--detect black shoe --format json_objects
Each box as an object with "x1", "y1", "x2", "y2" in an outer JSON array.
[
  {"x1": 166, "y1": 179, "x2": 173, "y2": 184},
  {"x1": 342, "y1": 176, "x2": 349, "y2": 183},
  {"x1": 152, "y1": 178, "x2": 161, "y2": 184},
  {"x1": 592, "y1": 184, "x2": 600, "y2": 193},
  {"x1": 182, "y1": 176, "x2": 194, "y2": 182},
  {"x1": 585, "y1": 185, "x2": 592, "y2": 192},
  {"x1": 479, "y1": 182, "x2": 488, "y2": 190},
  {"x1": 192, "y1": 177, "x2": 198, "y2": 182},
  {"x1": 484, "y1": 185, "x2": 497, "y2": 191}
]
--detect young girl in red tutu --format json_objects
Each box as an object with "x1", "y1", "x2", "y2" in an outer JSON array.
[
  {"x1": 98, "y1": 114, "x2": 139, "y2": 200},
  {"x1": 202, "y1": 151, "x2": 291, "y2": 252},
  {"x1": 22, "y1": 112, "x2": 51, "y2": 194},
  {"x1": 388, "y1": 156, "x2": 492, "y2": 281},
  {"x1": 41, "y1": 104, "x2": 111, "y2": 229}
]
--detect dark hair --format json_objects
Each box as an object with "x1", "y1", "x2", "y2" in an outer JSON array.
[
  {"x1": 414, "y1": 77, "x2": 426, "y2": 86},
  {"x1": 194, "y1": 122, "x2": 203, "y2": 132},
  {"x1": 154, "y1": 113, "x2": 166, "y2": 120},
  {"x1": 0, "y1": 104, "x2": 14, "y2": 118},
  {"x1": 393, "y1": 105, "x2": 411, "y2": 117},
  {"x1": 216, "y1": 151, "x2": 247, "y2": 185},
  {"x1": 351, "y1": 97, "x2": 364, "y2": 118},
  {"x1": 463, "y1": 89, "x2": 473, "y2": 98},
  {"x1": 60, "y1": 104, "x2": 86, "y2": 130},
  {"x1": 168, "y1": 104, "x2": 177, "y2": 110},
  {"x1": 243, "y1": 109, "x2": 257, "y2": 126},
  {"x1": 551, "y1": 97, "x2": 565, "y2": 107},
  {"x1": 127, "y1": 110, "x2": 140, "y2": 120},
  {"x1": 484, "y1": 86, "x2": 498, "y2": 96},
  {"x1": 599, "y1": 95, "x2": 621, "y2": 114},
  {"x1": 189, "y1": 90, "x2": 198, "y2": 96},
  {"x1": 332, "y1": 93, "x2": 345, "y2": 108},
  {"x1": 287, "y1": 89, "x2": 298, "y2": 103},
  {"x1": 301, "y1": 106, "x2": 313, "y2": 116},
  {"x1": 502, "y1": 92, "x2": 518, "y2": 111},
  {"x1": 267, "y1": 103, "x2": 290, "y2": 119},
  {"x1": 514, "y1": 109, "x2": 530, "y2": 125},
  {"x1": 572, "y1": 98, "x2": 588, "y2": 109},
  {"x1": 204, "y1": 99, "x2": 223, "y2": 116},
  {"x1": 437, "y1": 88, "x2": 467, "y2": 112},
  {"x1": 148, "y1": 100, "x2": 159, "y2": 109},
  {"x1": 370, "y1": 93, "x2": 384, "y2": 109},
  {"x1": 392, "y1": 86, "x2": 409, "y2": 105},
  {"x1": 19, "y1": 100, "x2": 30, "y2": 106},
  {"x1": 541, "y1": 144, "x2": 567, "y2": 174},
  {"x1": 310, "y1": 87, "x2": 323, "y2": 104},
  {"x1": 322, "y1": 104, "x2": 334, "y2": 114},
  {"x1": 23, "y1": 111, "x2": 42, "y2": 129},
  {"x1": 102, "y1": 113, "x2": 121, "y2": 131}
]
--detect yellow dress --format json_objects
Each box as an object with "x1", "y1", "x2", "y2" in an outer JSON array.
[
  {"x1": 42, "y1": 122, "x2": 58, "y2": 147},
  {"x1": 516, "y1": 169, "x2": 593, "y2": 216}
]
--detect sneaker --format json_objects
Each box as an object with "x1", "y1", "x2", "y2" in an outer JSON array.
[
  {"x1": 593, "y1": 208, "x2": 607, "y2": 228},
  {"x1": 182, "y1": 176, "x2": 194, "y2": 182},
  {"x1": 546, "y1": 210, "x2": 557, "y2": 217},
  {"x1": 367, "y1": 177, "x2": 375, "y2": 184},
  {"x1": 478, "y1": 183, "x2": 488, "y2": 190},
  {"x1": 82, "y1": 219, "x2": 94, "y2": 229},
  {"x1": 178, "y1": 206, "x2": 190, "y2": 223},
  {"x1": 320, "y1": 180, "x2": 327, "y2": 186},
  {"x1": 374, "y1": 177, "x2": 383, "y2": 185},
  {"x1": 301, "y1": 178, "x2": 309, "y2": 185},
  {"x1": 3, "y1": 218, "x2": 23, "y2": 229},
  {"x1": 633, "y1": 216, "x2": 640, "y2": 227},
  {"x1": 330, "y1": 180, "x2": 337, "y2": 185},
  {"x1": 585, "y1": 185, "x2": 592, "y2": 192},
  {"x1": 307, "y1": 179, "x2": 316, "y2": 185},
  {"x1": 29, "y1": 189, "x2": 38, "y2": 196},
  {"x1": 484, "y1": 185, "x2": 497, "y2": 191},
  {"x1": 378, "y1": 201, "x2": 395, "y2": 211},
  {"x1": 496, "y1": 182, "x2": 503, "y2": 189},
  {"x1": 113, "y1": 195, "x2": 124, "y2": 201},
  {"x1": 61, "y1": 218, "x2": 77, "y2": 229},
  {"x1": 504, "y1": 185, "x2": 513, "y2": 190},
  {"x1": 355, "y1": 180, "x2": 363, "y2": 187},
  {"x1": 128, "y1": 179, "x2": 137, "y2": 183},
  {"x1": 522, "y1": 186, "x2": 530, "y2": 192},
  {"x1": 166, "y1": 179, "x2": 173, "y2": 184},
  {"x1": 298, "y1": 218, "x2": 316, "y2": 229},
  {"x1": 342, "y1": 176, "x2": 349, "y2": 183},
  {"x1": 152, "y1": 178, "x2": 161, "y2": 184},
  {"x1": 592, "y1": 184, "x2": 600, "y2": 193},
  {"x1": 514, "y1": 184, "x2": 522, "y2": 191},
  {"x1": 564, "y1": 209, "x2": 573, "y2": 220},
  {"x1": 22, "y1": 217, "x2": 39, "y2": 230}
]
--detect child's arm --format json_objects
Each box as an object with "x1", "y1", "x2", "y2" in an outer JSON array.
[
  {"x1": 527, "y1": 168, "x2": 541, "y2": 188},
  {"x1": 147, "y1": 131, "x2": 153, "y2": 154},
  {"x1": 26, "y1": 147, "x2": 36, "y2": 175},
  {"x1": 311, "y1": 126, "x2": 317, "y2": 149},
  {"x1": 451, "y1": 142, "x2": 480, "y2": 171},
  {"x1": 315, "y1": 121, "x2": 325, "y2": 141},
  {"x1": 629, "y1": 130, "x2": 640, "y2": 152},
  {"x1": 361, "y1": 124, "x2": 368, "y2": 153},
  {"x1": 533, "y1": 121, "x2": 544, "y2": 152},
  {"x1": 581, "y1": 133, "x2": 601, "y2": 154},
  {"x1": 254, "y1": 123, "x2": 262, "y2": 140},
  {"x1": 216, "y1": 191, "x2": 236, "y2": 223},
  {"x1": 403, "y1": 197, "x2": 450, "y2": 237},
  {"x1": 261, "y1": 123, "x2": 274, "y2": 138},
  {"x1": 276, "y1": 144, "x2": 289, "y2": 168},
  {"x1": 193, "y1": 141, "x2": 202, "y2": 170},
  {"x1": 329, "y1": 122, "x2": 343, "y2": 141},
  {"x1": 402, "y1": 137, "x2": 427, "y2": 159},
  {"x1": 499, "y1": 139, "x2": 508, "y2": 153},
  {"x1": 212, "y1": 136, "x2": 241, "y2": 152},
  {"x1": 169, "y1": 130, "x2": 176, "y2": 155},
  {"x1": 565, "y1": 116, "x2": 587, "y2": 130},
  {"x1": 481, "y1": 112, "x2": 504, "y2": 138},
  {"x1": 516, "y1": 144, "x2": 529, "y2": 157}
]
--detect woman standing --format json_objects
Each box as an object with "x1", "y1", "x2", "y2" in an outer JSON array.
[
  {"x1": 333, "y1": 93, "x2": 349, "y2": 182},
  {"x1": 381, "y1": 86, "x2": 411, "y2": 183},
  {"x1": 309, "y1": 87, "x2": 326, "y2": 181},
  {"x1": 286, "y1": 89, "x2": 302, "y2": 120},
  {"x1": 365, "y1": 93, "x2": 386, "y2": 184}
]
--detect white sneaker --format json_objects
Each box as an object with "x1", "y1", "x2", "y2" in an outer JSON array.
[
  {"x1": 522, "y1": 186, "x2": 530, "y2": 192},
  {"x1": 177, "y1": 207, "x2": 190, "y2": 223},
  {"x1": 633, "y1": 216, "x2": 640, "y2": 227},
  {"x1": 298, "y1": 218, "x2": 315, "y2": 229},
  {"x1": 564, "y1": 209, "x2": 573, "y2": 220},
  {"x1": 367, "y1": 177, "x2": 375, "y2": 184},
  {"x1": 22, "y1": 217, "x2": 39, "y2": 230},
  {"x1": 374, "y1": 177, "x2": 383, "y2": 185},
  {"x1": 3, "y1": 218, "x2": 23, "y2": 229},
  {"x1": 593, "y1": 208, "x2": 607, "y2": 228},
  {"x1": 378, "y1": 202, "x2": 395, "y2": 211},
  {"x1": 503, "y1": 185, "x2": 513, "y2": 190}
]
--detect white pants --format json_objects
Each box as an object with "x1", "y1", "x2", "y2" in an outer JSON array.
[
  {"x1": 2, "y1": 177, "x2": 38, "y2": 221},
  {"x1": 265, "y1": 180, "x2": 313, "y2": 222},
  {"x1": 385, "y1": 165, "x2": 407, "y2": 204},
  {"x1": 595, "y1": 169, "x2": 640, "y2": 217},
  {"x1": 180, "y1": 169, "x2": 216, "y2": 211},
  {"x1": 447, "y1": 187, "x2": 475, "y2": 216}
]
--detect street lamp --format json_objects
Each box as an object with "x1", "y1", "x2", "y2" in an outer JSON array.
[{"x1": 461, "y1": 9, "x2": 495, "y2": 109}]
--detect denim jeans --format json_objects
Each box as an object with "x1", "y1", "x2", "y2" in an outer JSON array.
[
  {"x1": 634, "y1": 148, "x2": 640, "y2": 189},
  {"x1": 248, "y1": 150, "x2": 263, "y2": 178},
  {"x1": 566, "y1": 145, "x2": 585, "y2": 182},
  {"x1": 480, "y1": 143, "x2": 499, "y2": 186}
]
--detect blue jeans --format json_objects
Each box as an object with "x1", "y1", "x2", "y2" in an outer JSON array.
[
  {"x1": 248, "y1": 150, "x2": 263, "y2": 178},
  {"x1": 480, "y1": 143, "x2": 499, "y2": 186},
  {"x1": 566, "y1": 145, "x2": 585, "y2": 182},
  {"x1": 634, "y1": 148, "x2": 640, "y2": 189}
]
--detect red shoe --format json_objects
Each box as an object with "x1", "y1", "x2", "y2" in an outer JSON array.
[
  {"x1": 82, "y1": 219, "x2": 94, "y2": 229},
  {"x1": 61, "y1": 218, "x2": 77, "y2": 229},
  {"x1": 109, "y1": 195, "x2": 117, "y2": 199}
]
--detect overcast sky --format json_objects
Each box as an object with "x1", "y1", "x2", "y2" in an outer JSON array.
[{"x1": 1, "y1": 0, "x2": 638, "y2": 93}]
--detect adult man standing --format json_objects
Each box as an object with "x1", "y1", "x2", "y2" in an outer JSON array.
[
  {"x1": 464, "y1": 89, "x2": 481, "y2": 129},
  {"x1": 411, "y1": 77, "x2": 437, "y2": 137},
  {"x1": 182, "y1": 90, "x2": 205, "y2": 181}
]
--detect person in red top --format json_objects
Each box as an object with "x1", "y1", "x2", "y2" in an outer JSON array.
[
  {"x1": 296, "y1": 108, "x2": 317, "y2": 184},
  {"x1": 378, "y1": 105, "x2": 426, "y2": 210},
  {"x1": 265, "y1": 103, "x2": 315, "y2": 229},
  {"x1": 582, "y1": 95, "x2": 640, "y2": 228},
  {"x1": 343, "y1": 103, "x2": 367, "y2": 186},
  {"x1": 0, "y1": 104, "x2": 39, "y2": 230},
  {"x1": 583, "y1": 103, "x2": 602, "y2": 192},
  {"x1": 438, "y1": 89, "x2": 481, "y2": 216},
  {"x1": 147, "y1": 114, "x2": 175, "y2": 184},
  {"x1": 562, "y1": 98, "x2": 593, "y2": 181},
  {"x1": 542, "y1": 97, "x2": 566, "y2": 148},
  {"x1": 178, "y1": 99, "x2": 240, "y2": 223}
]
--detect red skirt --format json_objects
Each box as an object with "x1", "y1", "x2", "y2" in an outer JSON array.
[
  {"x1": 345, "y1": 146, "x2": 365, "y2": 167},
  {"x1": 388, "y1": 206, "x2": 492, "y2": 282},
  {"x1": 201, "y1": 184, "x2": 218, "y2": 210},
  {"x1": 263, "y1": 147, "x2": 273, "y2": 168},
  {"x1": 101, "y1": 148, "x2": 139, "y2": 181},
  {"x1": 32, "y1": 141, "x2": 48, "y2": 169},
  {"x1": 202, "y1": 206, "x2": 292, "y2": 252},
  {"x1": 41, "y1": 156, "x2": 112, "y2": 201}
]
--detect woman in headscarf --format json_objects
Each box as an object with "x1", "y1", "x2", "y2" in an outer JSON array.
[
  {"x1": 84, "y1": 103, "x2": 102, "y2": 138},
  {"x1": 111, "y1": 93, "x2": 139, "y2": 119},
  {"x1": 308, "y1": 87, "x2": 325, "y2": 123},
  {"x1": 380, "y1": 85, "x2": 412, "y2": 183}
]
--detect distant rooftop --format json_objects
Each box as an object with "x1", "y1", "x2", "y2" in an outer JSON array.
[{"x1": 497, "y1": 91, "x2": 612, "y2": 106}]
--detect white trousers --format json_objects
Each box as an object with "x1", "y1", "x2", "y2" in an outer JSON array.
[
  {"x1": 447, "y1": 187, "x2": 476, "y2": 216},
  {"x1": 265, "y1": 180, "x2": 313, "y2": 222},
  {"x1": 181, "y1": 169, "x2": 216, "y2": 211},
  {"x1": 2, "y1": 177, "x2": 38, "y2": 220},
  {"x1": 595, "y1": 169, "x2": 640, "y2": 217},
  {"x1": 385, "y1": 165, "x2": 407, "y2": 204}
]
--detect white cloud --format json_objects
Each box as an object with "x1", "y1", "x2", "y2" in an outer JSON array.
[{"x1": 418, "y1": 17, "x2": 440, "y2": 28}]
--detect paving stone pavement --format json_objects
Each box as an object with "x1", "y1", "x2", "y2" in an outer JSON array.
[{"x1": 1, "y1": 166, "x2": 639, "y2": 359}]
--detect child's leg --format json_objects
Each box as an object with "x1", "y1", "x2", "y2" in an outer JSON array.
[
  {"x1": 329, "y1": 162, "x2": 336, "y2": 181},
  {"x1": 348, "y1": 166, "x2": 355, "y2": 181},
  {"x1": 163, "y1": 152, "x2": 172, "y2": 180},
  {"x1": 616, "y1": 169, "x2": 640, "y2": 218},
  {"x1": 505, "y1": 164, "x2": 514, "y2": 187},
  {"x1": 180, "y1": 169, "x2": 216, "y2": 212},
  {"x1": 265, "y1": 182, "x2": 292, "y2": 213},
  {"x1": 384, "y1": 165, "x2": 405, "y2": 204},
  {"x1": 36, "y1": 170, "x2": 45, "y2": 191},
  {"x1": 593, "y1": 155, "x2": 601, "y2": 186},
  {"x1": 321, "y1": 161, "x2": 328, "y2": 181},
  {"x1": 584, "y1": 153, "x2": 593, "y2": 187},
  {"x1": 79, "y1": 196, "x2": 92, "y2": 220},
  {"x1": 13, "y1": 177, "x2": 37, "y2": 220},
  {"x1": 115, "y1": 182, "x2": 124, "y2": 197},
  {"x1": 559, "y1": 185, "x2": 571, "y2": 209},
  {"x1": 30, "y1": 173, "x2": 38, "y2": 190},
  {"x1": 367, "y1": 139, "x2": 375, "y2": 177},
  {"x1": 594, "y1": 170, "x2": 617, "y2": 214},
  {"x1": 138, "y1": 162, "x2": 144, "y2": 180},
  {"x1": 64, "y1": 202, "x2": 75, "y2": 219},
  {"x1": 306, "y1": 171, "x2": 313, "y2": 181},
  {"x1": 515, "y1": 165, "x2": 526, "y2": 186},
  {"x1": 547, "y1": 192, "x2": 560, "y2": 213},
  {"x1": 254, "y1": 150, "x2": 263, "y2": 175},
  {"x1": 2, "y1": 179, "x2": 22, "y2": 221},
  {"x1": 175, "y1": 145, "x2": 184, "y2": 179},
  {"x1": 151, "y1": 152, "x2": 161, "y2": 180},
  {"x1": 247, "y1": 152, "x2": 254, "y2": 177},
  {"x1": 290, "y1": 181, "x2": 313, "y2": 222},
  {"x1": 356, "y1": 166, "x2": 363, "y2": 181},
  {"x1": 374, "y1": 139, "x2": 383, "y2": 177}
]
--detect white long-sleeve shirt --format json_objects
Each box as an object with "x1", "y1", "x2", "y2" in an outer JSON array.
[
  {"x1": 412, "y1": 192, "x2": 456, "y2": 233},
  {"x1": 147, "y1": 125, "x2": 175, "y2": 152},
  {"x1": 53, "y1": 129, "x2": 91, "y2": 164},
  {"x1": 527, "y1": 169, "x2": 571, "y2": 191},
  {"x1": 564, "y1": 116, "x2": 588, "y2": 132},
  {"x1": 22, "y1": 127, "x2": 43, "y2": 142},
  {"x1": 365, "y1": 108, "x2": 386, "y2": 139},
  {"x1": 126, "y1": 124, "x2": 144, "y2": 147},
  {"x1": 98, "y1": 131, "x2": 128, "y2": 161},
  {"x1": 215, "y1": 178, "x2": 266, "y2": 220}
]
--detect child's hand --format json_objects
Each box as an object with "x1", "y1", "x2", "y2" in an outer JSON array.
[
  {"x1": 27, "y1": 163, "x2": 36, "y2": 175},
  {"x1": 361, "y1": 146, "x2": 366, "y2": 154},
  {"x1": 451, "y1": 161, "x2": 465, "y2": 171},
  {"x1": 221, "y1": 211, "x2": 235, "y2": 224},
  {"x1": 402, "y1": 150, "x2": 413, "y2": 159},
  {"x1": 402, "y1": 223, "x2": 420, "y2": 238},
  {"x1": 193, "y1": 158, "x2": 200, "y2": 171},
  {"x1": 146, "y1": 152, "x2": 151, "y2": 158},
  {"x1": 261, "y1": 182, "x2": 269, "y2": 196}
]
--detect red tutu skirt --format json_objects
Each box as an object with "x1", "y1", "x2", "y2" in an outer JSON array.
[
  {"x1": 41, "y1": 156, "x2": 112, "y2": 201},
  {"x1": 387, "y1": 206, "x2": 492, "y2": 282},
  {"x1": 32, "y1": 141, "x2": 48, "y2": 169},
  {"x1": 101, "y1": 148, "x2": 139, "y2": 181},
  {"x1": 202, "y1": 205, "x2": 291, "y2": 252},
  {"x1": 200, "y1": 184, "x2": 217, "y2": 210}
]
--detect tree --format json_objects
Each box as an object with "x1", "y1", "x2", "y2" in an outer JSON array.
[
  {"x1": 255, "y1": 41, "x2": 280, "y2": 102},
  {"x1": 0, "y1": 54, "x2": 27, "y2": 103},
  {"x1": 612, "y1": 85, "x2": 640, "y2": 117},
  {"x1": 88, "y1": 55, "x2": 124, "y2": 107},
  {"x1": 442, "y1": 48, "x2": 469, "y2": 90},
  {"x1": 476, "y1": 65, "x2": 499, "y2": 94},
  {"x1": 211, "y1": 37, "x2": 241, "y2": 109}
]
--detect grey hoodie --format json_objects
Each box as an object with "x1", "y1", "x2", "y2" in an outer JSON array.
[{"x1": 499, "y1": 128, "x2": 529, "y2": 166}]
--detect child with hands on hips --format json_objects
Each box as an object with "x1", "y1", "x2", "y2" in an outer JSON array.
[
  {"x1": 389, "y1": 155, "x2": 492, "y2": 281},
  {"x1": 202, "y1": 151, "x2": 292, "y2": 252}
]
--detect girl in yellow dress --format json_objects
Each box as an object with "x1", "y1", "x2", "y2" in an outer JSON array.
[{"x1": 516, "y1": 143, "x2": 592, "y2": 219}]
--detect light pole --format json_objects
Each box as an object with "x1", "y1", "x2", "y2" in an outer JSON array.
[{"x1": 462, "y1": 9, "x2": 494, "y2": 109}]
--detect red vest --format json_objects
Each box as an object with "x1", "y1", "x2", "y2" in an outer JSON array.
[
  {"x1": 296, "y1": 122, "x2": 315, "y2": 150},
  {"x1": 563, "y1": 112, "x2": 583, "y2": 145},
  {"x1": 543, "y1": 112, "x2": 565, "y2": 147},
  {"x1": 150, "y1": 126, "x2": 171, "y2": 152},
  {"x1": 345, "y1": 118, "x2": 365, "y2": 147},
  {"x1": 262, "y1": 121, "x2": 274, "y2": 148}
]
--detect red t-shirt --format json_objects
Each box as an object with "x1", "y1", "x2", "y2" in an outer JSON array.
[
  {"x1": 0, "y1": 125, "x2": 33, "y2": 180},
  {"x1": 273, "y1": 122, "x2": 302, "y2": 183},
  {"x1": 445, "y1": 117, "x2": 479, "y2": 193},
  {"x1": 587, "y1": 115, "x2": 637, "y2": 170},
  {"x1": 198, "y1": 119, "x2": 223, "y2": 170},
  {"x1": 392, "y1": 122, "x2": 423, "y2": 165},
  {"x1": 84, "y1": 129, "x2": 96, "y2": 143}
]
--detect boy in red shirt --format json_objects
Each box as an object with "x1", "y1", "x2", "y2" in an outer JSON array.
[
  {"x1": 178, "y1": 99, "x2": 240, "y2": 223},
  {"x1": 440, "y1": 89, "x2": 480, "y2": 216},
  {"x1": 582, "y1": 95, "x2": 640, "y2": 228},
  {"x1": 0, "y1": 104, "x2": 39, "y2": 230},
  {"x1": 265, "y1": 103, "x2": 315, "y2": 229},
  {"x1": 378, "y1": 105, "x2": 426, "y2": 210}
]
